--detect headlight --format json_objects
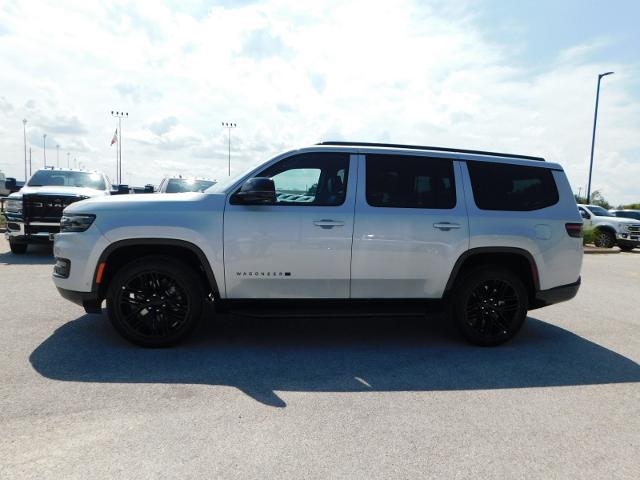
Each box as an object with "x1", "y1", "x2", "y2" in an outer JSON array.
[
  {"x1": 619, "y1": 224, "x2": 629, "y2": 232},
  {"x1": 60, "y1": 214, "x2": 96, "y2": 232},
  {"x1": 4, "y1": 198, "x2": 22, "y2": 214}
]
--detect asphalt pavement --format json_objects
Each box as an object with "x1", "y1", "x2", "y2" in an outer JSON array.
[{"x1": 1, "y1": 237, "x2": 639, "y2": 479}]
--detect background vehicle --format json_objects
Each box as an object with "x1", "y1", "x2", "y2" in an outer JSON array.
[
  {"x1": 157, "y1": 175, "x2": 216, "y2": 193},
  {"x1": 3, "y1": 168, "x2": 111, "y2": 254},
  {"x1": 610, "y1": 209, "x2": 640, "y2": 221},
  {"x1": 578, "y1": 204, "x2": 640, "y2": 251},
  {"x1": 53, "y1": 143, "x2": 583, "y2": 348}
]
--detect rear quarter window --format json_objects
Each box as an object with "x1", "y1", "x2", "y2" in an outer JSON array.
[{"x1": 467, "y1": 161, "x2": 559, "y2": 211}]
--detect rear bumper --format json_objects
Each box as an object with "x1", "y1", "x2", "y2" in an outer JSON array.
[
  {"x1": 531, "y1": 278, "x2": 581, "y2": 309},
  {"x1": 56, "y1": 287, "x2": 102, "y2": 314}
]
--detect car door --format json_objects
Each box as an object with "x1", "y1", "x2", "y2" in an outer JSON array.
[
  {"x1": 350, "y1": 152, "x2": 469, "y2": 298},
  {"x1": 223, "y1": 151, "x2": 357, "y2": 298},
  {"x1": 578, "y1": 206, "x2": 593, "y2": 227}
]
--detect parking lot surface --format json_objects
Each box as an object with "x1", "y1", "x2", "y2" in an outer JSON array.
[{"x1": 1, "y1": 237, "x2": 639, "y2": 479}]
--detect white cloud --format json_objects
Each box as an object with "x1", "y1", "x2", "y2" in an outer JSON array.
[{"x1": 0, "y1": 0, "x2": 638, "y2": 204}]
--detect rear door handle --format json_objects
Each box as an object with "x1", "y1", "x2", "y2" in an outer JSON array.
[
  {"x1": 433, "y1": 222, "x2": 461, "y2": 230},
  {"x1": 313, "y1": 219, "x2": 345, "y2": 228}
]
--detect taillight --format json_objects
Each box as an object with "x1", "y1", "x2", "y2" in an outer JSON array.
[{"x1": 565, "y1": 223, "x2": 583, "y2": 238}]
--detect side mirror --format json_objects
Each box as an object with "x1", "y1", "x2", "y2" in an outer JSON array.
[
  {"x1": 5, "y1": 177, "x2": 17, "y2": 191},
  {"x1": 232, "y1": 177, "x2": 276, "y2": 205},
  {"x1": 580, "y1": 210, "x2": 590, "y2": 219}
]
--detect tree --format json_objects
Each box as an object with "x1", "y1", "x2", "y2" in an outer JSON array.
[{"x1": 589, "y1": 190, "x2": 611, "y2": 209}]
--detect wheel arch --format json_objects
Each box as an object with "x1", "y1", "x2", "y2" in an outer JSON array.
[
  {"x1": 444, "y1": 247, "x2": 540, "y2": 298},
  {"x1": 93, "y1": 239, "x2": 220, "y2": 300}
]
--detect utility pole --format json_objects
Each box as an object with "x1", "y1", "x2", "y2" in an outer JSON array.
[
  {"x1": 22, "y1": 119, "x2": 27, "y2": 181},
  {"x1": 111, "y1": 111, "x2": 128, "y2": 184},
  {"x1": 222, "y1": 122, "x2": 236, "y2": 176},
  {"x1": 587, "y1": 71, "x2": 614, "y2": 203},
  {"x1": 43, "y1": 133, "x2": 47, "y2": 167}
]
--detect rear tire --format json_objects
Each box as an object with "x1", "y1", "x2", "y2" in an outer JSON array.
[
  {"x1": 593, "y1": 229, "x2": 615, "y2": 248},
  {"x1": 450, "y1": 266, "x2": 528, "y2": 346},
  {"x1": 106, "y1": 255, "x2": 205, "y2": 347},
  {"x1": 9, "y1": 241, "x2": 27, "y2": 254}
]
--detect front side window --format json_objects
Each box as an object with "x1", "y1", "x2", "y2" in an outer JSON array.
[
  {"x1": 257, "y1": 152, "x2": 349, "y2": 206},
  {"x1": 366, "y1": 154, "x2": 456, "y2": 209},
  {"x1": 467, "y1": 161, "x2": 559, "y2": 211}
]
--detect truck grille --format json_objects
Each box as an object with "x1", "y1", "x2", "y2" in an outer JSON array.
[
  {"x1": 22, "y1": 194, "x2": 88, "y2": 223},
  {"x1": 628, "y1": 224, "x2": 640, "y2": 233}
]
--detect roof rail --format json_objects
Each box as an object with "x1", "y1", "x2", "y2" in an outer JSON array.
[{"x1": 316, "y1": 141, "x2": 545, "y2": 162}]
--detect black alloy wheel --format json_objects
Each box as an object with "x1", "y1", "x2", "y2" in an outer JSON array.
[
  {"x1": 451, "y1": 266, "x2": 528, "y2": 346},
  {"x1": 593, "y1": 229, "x2": 615, "y2": 248},
  {"x1": 106, "y1": 256, "x2": 204, "y2": 347}
]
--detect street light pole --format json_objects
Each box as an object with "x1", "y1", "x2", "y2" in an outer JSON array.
[
  {"x1": 22, "y1": 119, "x2": 27, "y2": 181},
  {"x1": 111, "y1": 111, "x2": 128, "y2": 184},
  {"x1": 587, "y1": 71, "x2": 614, "y2": 203},
  {"x1": 67, "y1": 152, "x2": 70, "y2": 168},
  {"x1": 43, "y1": 133, "x2": 47, "y2": 167},
  {"x1": 56, "y1": 144, "x2": 60, "y2": 168},
  {"x1": 222, "y1": 122, "x2": 236, "y2": 176}
]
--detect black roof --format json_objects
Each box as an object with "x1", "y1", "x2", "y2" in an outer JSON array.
[{"x1": 316, "y1": 141, "x2": 545, "y2": 162}]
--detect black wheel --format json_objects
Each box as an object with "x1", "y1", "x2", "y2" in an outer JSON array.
[
  {"x1": 450, "y1": 266, "x2": 528, "y2": 346},
  {"x1": 593, "y1": 229, "x2": 615, "y2": 248},
  {"x1": 618, "y1": 244, "x2": 636, "y2": 252},
  {"x1": 106, "y1": 255, "x2": 205, "y2": 347},
  {"x1": 9, "y1": 241, "x2": 27, "y2": 254}
]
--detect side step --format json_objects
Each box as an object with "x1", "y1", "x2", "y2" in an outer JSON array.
[{"x1": 219, "y1": 299, "x2": 445, "y2": 318}]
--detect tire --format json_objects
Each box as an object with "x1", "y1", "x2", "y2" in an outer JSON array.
[
  {"x1": 106, "y1": 255, "x2": 205, "y2": 347},
  {"x1": 593, "y1": 229, "x2": 615, "y2": 248},
  {"x1": 450, "y1": 266, "x2": 528, "y2": 346},
  {"x1": 618, "y1": 244, "x2": 636, "y2": 252},
  {"x1": 9, "y1": 241, "x2": 27, "y2": 254}
]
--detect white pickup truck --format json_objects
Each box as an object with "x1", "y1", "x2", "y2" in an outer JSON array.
[{"x1": 578, "y1": 204, "x2": 640, "y2": 251}]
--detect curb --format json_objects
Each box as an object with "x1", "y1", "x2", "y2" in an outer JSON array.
[{"x1": 584, "y1": 246, "x2": 620, "y2": 254}]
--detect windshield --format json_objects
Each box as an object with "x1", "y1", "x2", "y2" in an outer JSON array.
[
  {"x1": 206, "y1": 169, "x2": 253, "y2": 194},
  {"x1": 587, "y1": 205, "x2": 613, "y2": 217},
  {"x1": 166, "y1": 178, "x2": 216, "y2": 193},
  {"x1": 28, "y1": 170, "x2": 106, "y2": 190}
]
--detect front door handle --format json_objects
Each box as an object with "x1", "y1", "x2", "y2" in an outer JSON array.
[
  {"x1": 313, "y1": 219, "x2": 345, "y2": 228},
  {"x1": 433, "y1": 222, "x2": 461, "y2": 231}
]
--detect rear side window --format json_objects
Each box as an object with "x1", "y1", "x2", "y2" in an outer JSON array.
[
  {"x1": 467, "y1": 161, "x2": 559, "y2": 211},
  {"x1": 366, "y1": 154, "x2": 456, "y2": 209}
]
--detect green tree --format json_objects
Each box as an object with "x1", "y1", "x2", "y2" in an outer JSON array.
[{"x1": 589, "y1": 190, "x2": 611, "y2": 209}]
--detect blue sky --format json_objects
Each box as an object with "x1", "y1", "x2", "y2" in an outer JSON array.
[{"x1": 0, "y1": 0, "x2": 638, "y2": 204}]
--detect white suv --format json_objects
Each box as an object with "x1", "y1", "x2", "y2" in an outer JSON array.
[{"x1": 52, "y1": 142, "x2": 583, "y2": 347}]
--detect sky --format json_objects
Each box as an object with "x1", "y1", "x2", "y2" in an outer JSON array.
[{"x1": 0, "y1": 0, "x2": 638, "y2": 205}]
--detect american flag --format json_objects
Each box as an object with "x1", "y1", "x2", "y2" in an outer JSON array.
[{"x1": 111, "y1": 129, "x2": 118, "y2": 146}]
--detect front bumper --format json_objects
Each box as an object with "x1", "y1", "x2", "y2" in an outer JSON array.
[
  {"x1": 4, "y1": 220, "x2": 59, "y2": 243},
  {"x1": 56, "y1": 287, "x2": 102, "y2": 314},
  {"x1": 531, "y1": 278, "x2": 581, "y2": 309},
  {"x1": 616, "y1": 232, "x2": 640, "y2": 245}
]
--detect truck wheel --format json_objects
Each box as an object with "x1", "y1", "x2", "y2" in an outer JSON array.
[
  {"x1": 593, "y1": 229, "x2": 615, "y2": 248},
  {"x1": 450, "y1": 266, "x2": 528, "y2": 346},
  {"x1": 106, "y1": 255, "x2": 205, "y2": 347},
  {"x1": 9, "y1": 241, "x2": 27, "y2": 254}
]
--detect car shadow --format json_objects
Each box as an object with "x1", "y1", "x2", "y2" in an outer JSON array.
[
  {"x1": 0, "y1": 243, "x2": 54, "y2": 265},
  {"x1": 30, "y1": 313, "x2": 640, "y2": 408}
]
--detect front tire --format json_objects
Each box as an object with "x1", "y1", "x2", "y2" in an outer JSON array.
[
  {"x1": 450, "y1": 266, "x2": 528, "y2": 346},
  {"x1": 593, "y1": 229, "x2": 615, "y2": 248},
  {"x1": 106, "y1": 255, "x2": 205, "y2": 347},
  {"x1": 9, "y1": 241, "x2": 27, "y2": 254}
]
